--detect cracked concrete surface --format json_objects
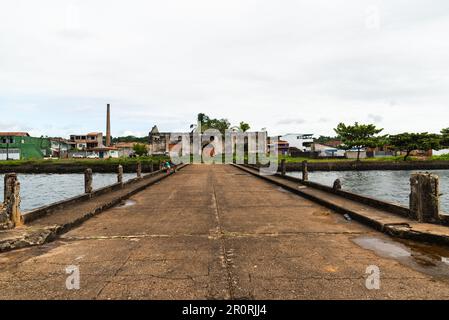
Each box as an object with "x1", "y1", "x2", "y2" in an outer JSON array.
[{"x1": 1, "y1": 164, "x2": 449, "y2": 299}]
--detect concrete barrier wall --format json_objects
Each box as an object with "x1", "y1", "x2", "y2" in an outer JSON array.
[
  {"x1": 275, "y1": 172, "x2": 412, "y2": 218},
  {"x1": 22, "y1": 168, "x2": 168, "y2": 224},
  {"x1": 243, "y1": 164, "x2": 412, "y2": 218}
]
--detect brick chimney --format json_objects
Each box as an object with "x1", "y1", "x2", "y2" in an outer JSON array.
[{"x1": 106, "y1": 104, "x2": 111, "y2": 147}]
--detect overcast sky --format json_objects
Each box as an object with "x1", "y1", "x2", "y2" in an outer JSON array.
[{"x1": 1, "y1": 0, "x2": 449, "y2": 138}]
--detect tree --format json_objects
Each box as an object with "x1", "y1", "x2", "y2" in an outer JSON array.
[
  {"x1": 441, "y1": 128, "x2": 449, "y2": 147},
  {"x1": 239, "y1": 121, "x2": 250, "y2": 132},
  {"x1": 196, "y1": 113, "x2": 230, "y2": 134},
  {"x1": 388, "y1": 132, "x2": 441, "y2": 161},
  {"x1": 133, "y1": 143, "x2": 148, "y2": 157},
  {"x1": 314, "y1": 135, "x2": 339, "y2": 144},
  {"x1": 334, "y1": 122, "x2": 385, "y2": 161},
  {"x1": 113, "y1": 136, "x2": 147, "y2": 143}
]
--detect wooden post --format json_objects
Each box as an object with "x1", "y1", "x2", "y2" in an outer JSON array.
[
  {"x1": 410, "y1": 173, "x2": 440, "y2": 223},
  {"x1": 280, "y1": 159, "x2": 286, "y2": 176},
  {"x1": 84, "y1": 169, "x2": 93, "y2": 194},
  {"x1": 117, "y1": 165, "x2": 123, "y2": 185},
  {"x1": 302, "y1": 160, "x2": 309, "y2": 181},
  {"x1": 137, "y1": 161, "x2": 142, "y2": 179}
]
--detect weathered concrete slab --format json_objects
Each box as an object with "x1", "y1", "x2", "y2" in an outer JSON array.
[{"x1": 1, "y1": 164, "x2": 449, "y2": 299}]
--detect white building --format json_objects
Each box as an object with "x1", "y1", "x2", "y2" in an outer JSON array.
[{"x1": 280, "y1": 134, "x2": 314, "y2": 152}]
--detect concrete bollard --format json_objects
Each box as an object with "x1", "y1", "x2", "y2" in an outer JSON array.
[
  {"x1": 150, "y1": 160, "x2": 154, "y2": 173},
  {"x1": 84, "y1": 169, "x2": 93, "y2": 194},
  {"x1": 137, "y1": 161, "x2": 142, "y2": 179},
  {"x1": 117, "y1": 165, "x2": 123, "y2": 185},
  {"x1": 302, "y1": 160, "x2": 309, "y2": 181},
  {"x1": 9, "y1": 178, "x2": 23, "y2": 227},
  {"x1": 333, "y1": 179, "x2": 342, "y2": 190},
  {"x1": 4, "y1": 173, "x2": 16, "y2": 204},
  {"x1": 410, "y1": 173, "x2": 440, "y2": 223},
  {"x1": 280, "y1": 159, "x2": 286, "y2": 176},
  {"x1": 1, "y1": 173, "x2": 23, "y2": 228}
]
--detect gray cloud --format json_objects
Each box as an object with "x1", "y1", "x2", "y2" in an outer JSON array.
[
  {"x1": 277, "y1": 118, "x2": 306, "y2": 125},
  {"x1": 367, "y1": 114, "x2": 384, "y2": 123},
  {"x1": 0, "y1": 0, "x2": 449, "y2": 137}
]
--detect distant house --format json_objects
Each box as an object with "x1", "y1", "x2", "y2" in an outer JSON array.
[
  {"x1": 345, "y1": 148, "x2": 368, "y2": 159},
  {"x1": 0, "y1": 132, "x2": 52, "y2": 160},
  {"x1": 115, "y1": 142, "x2": 148, "y2": 157},
  {"x1": 91, "y1": 146, "x2": 119, "y2": 159},
  {"x1": 366, "y1": 145, "x2": 395, "y2": 158},
  {"x1": 49, "y1": 138, "x2": 71, "y2": 158},
  {"x1": 267, "y1": 137, "x2": 289, "y2": 155},
  {"x1": 69, "y1": 132, "x2": 103, "y2": 151},
  {"x1": 280, "y1": 134, "x2": 314, "y2": 152},
  {"x1": 312, "y1": 143, "x2": 345, "y2": 158}
]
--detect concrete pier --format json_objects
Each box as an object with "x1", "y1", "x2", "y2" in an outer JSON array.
[{"x1": 1, "y1": 165, "x2": 449, "y2": 299}]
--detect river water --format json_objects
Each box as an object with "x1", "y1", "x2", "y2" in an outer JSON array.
[
  {"x1": 0, "y1": 173, "x2": 137, "y2": 212},
  {"x1": 287, "y1": 170, "x2": 449, "y2": 213}
]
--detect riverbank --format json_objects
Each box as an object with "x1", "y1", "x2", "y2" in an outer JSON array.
[{"x1": 0, "y1": 157, "x2": 168, "y2": 173}]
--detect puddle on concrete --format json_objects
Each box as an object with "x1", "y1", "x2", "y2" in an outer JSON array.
[
  {"x1": 116, "y1": 199, "x2": 136, "y2": 208},
  {"x1": 353, "y1": 236, "x2": 449, "y2": 278}
]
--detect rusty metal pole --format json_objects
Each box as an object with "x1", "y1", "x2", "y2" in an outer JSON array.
[
  {"x1": 410, "y1": 173, "x2": 440, "y2": 223},
  {"x1": 302, "y1": 160, "x2": 309, "y2": 181},
  {"x1": 85, "y1": 169, "x2": 93, "y2": 194}
]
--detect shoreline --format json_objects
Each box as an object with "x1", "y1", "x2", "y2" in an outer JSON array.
[
  {"x1": 0, "y1": 160, "x2": 159, "y2": 174},
  {"x1": 2, "y1": 159, "x2": 449, "y2": 173}
]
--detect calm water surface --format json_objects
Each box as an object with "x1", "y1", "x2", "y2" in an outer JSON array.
[
  {"x1": 287, "y1": 170, "x2": 449, "y2": 213},
  {"x1": 0, "y1": 173, "x2": 136, "y2": 212}
]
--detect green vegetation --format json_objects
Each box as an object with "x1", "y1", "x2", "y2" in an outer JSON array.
[
  {"x1": 277, "y1": 154, "x2": 404, "y2": 163},
  {"x1": 314, "y1": 135, "x2": 339, "y2": 144},
  {"x1": 195, "y1": 113, "x2": 251, "y2": 134},
  {"x1": 112, "y1": 136, "x2": 148, "y2": 143},
  {"x1": 441, "y1": 128, "x2": 449, "y2": 147},
  {"x1": 132, "y1": 143, "x2": 148, "y2": 157},
  {"x1": 239, "y1": 122, "x2": 251, "y2": 132},
  {"x1": 334, "y1": 122, "x2": 386, "y2": 161}
]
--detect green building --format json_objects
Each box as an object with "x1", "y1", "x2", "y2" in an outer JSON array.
[{"x1": 0, "y1": 132, "x2": 52, "y2": 160}]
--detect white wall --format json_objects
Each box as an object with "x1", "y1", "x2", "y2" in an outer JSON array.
[
  {"x1": 0, "y1": 150, "x2": 20, "y2": 160},
  {"x1": 281, "y1": 134, "x2": 313, "y2": 151}
]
